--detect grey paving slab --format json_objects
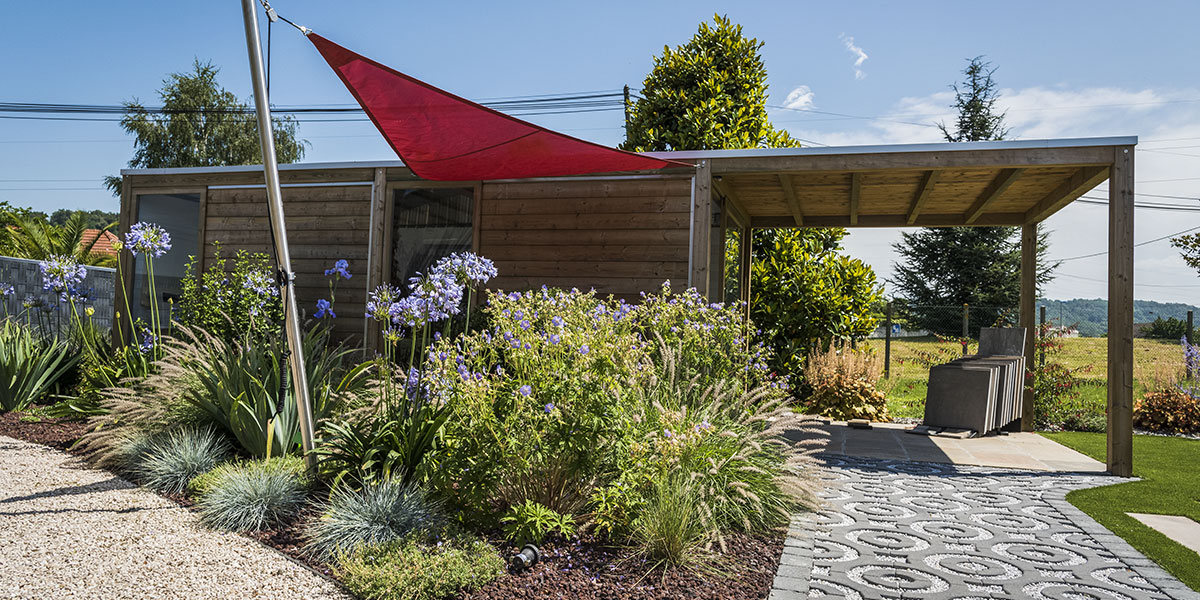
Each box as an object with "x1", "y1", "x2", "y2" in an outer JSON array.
[{"x1": 771, "y1": 455, "x2": 1200, "y2": 599}]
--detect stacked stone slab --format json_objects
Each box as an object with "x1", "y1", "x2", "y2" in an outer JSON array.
[{"x1": 922, "y1": 327, "x2": 1027, "y2": 436}]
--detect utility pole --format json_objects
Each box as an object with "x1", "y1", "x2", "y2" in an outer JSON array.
[{"x1": 240, "y1": 0, "x2": 317, "y2": 471}]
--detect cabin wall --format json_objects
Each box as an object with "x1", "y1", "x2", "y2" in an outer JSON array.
[{"x1": 478, "y1": 176, "x2": 693, "y2": 302}]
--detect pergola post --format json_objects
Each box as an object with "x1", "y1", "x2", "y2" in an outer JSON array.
[
  {"x1": 689, "y1": 160, "x2": 713, "y2": 297},
  {"x1": 1019, "y1": 224, "x2": 1037, "y2": 431},
  {"x1": 1108, "y1": 146, "x2": 1135, "y2": 477}
]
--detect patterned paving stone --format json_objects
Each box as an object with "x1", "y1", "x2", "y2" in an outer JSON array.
[{"x1": 769, "y1": 455, "x2": 1200, "y2": 600}]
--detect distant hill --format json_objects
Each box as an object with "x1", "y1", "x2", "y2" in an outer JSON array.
[{"x1": 1037, "y1": 298, "x2": 1200, "y2": 337}]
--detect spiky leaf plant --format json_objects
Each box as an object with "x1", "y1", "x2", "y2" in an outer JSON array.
[
  {"x1": 128, "y1": 426, "x2": 230, "y2": 494},
  {"x1": 195, "y1": 457, "x2": 308, "y2": 532},
  {"x1": 0, "y1": 320, "x2": 81, "y2": 412},
  {"x1": 305, "y1": 478, "x2": 443, "y2": 559}
]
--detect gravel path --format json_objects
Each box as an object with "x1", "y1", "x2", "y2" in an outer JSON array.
[
  {"x1": 771, "y1": 455, "x2": 1200, "y2": 599},
  {"x1": 0, "y1": 435, "x2": 350, "y2": 600}
]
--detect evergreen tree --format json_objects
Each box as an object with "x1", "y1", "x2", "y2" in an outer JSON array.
[
  {"x1": 891, "y1": 57, "x2": 1055, "y2": 336},
  {"x1": 104, "y1": 60, "x2": 306, "y2": 194},
  {"x1": 625, "y1": 15, "x2": 882, "y2": 379}
]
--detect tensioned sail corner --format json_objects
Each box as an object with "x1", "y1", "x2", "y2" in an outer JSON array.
[{"x1": 308, "y1": 34, "x2": 688, "y2": 181}]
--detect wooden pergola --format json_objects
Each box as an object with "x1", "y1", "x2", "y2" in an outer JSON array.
[{"x1": 653, "y1": 136, "x2": 1137, "y2": 476}]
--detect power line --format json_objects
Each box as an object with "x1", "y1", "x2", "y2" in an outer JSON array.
[
  {"x1": 1056, "y1": 224, "x2": 1200, "y2": 262},
  {"x1": 1055, "y1": 271, "x2": 1200, "y2": 289}
]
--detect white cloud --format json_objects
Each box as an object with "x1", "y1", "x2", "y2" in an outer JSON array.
[
  {"x1": 783, "y1": 85, "x2": 816, "y2": 110},
  {"x1": 839, "y1": 34, "x2": 869, "y2": 80}
]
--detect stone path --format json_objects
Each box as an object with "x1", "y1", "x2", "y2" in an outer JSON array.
[
  {"x1": 772, "y1": 455, "x2": 1200, "y2": 600},
  {"x1": 0, "y1": 436, "x2": 349, "y2": 600}
]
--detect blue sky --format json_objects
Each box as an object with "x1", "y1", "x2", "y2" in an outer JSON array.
[{"x1": 3, "y1": 1, "x2": 1199, "y2": 303}]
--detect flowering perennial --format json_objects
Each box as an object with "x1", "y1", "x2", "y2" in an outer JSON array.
[
  {"x1": 316, "y1": 298, "x2": 336, "y2": 319},
  {"x1": 324, "y1": 259, "x2": 352, "y2": 280},
  {"x1": 125, "y1": 222, "x2": 172, "y2": 257},
  {"x1": 39, "y1": 255, "x2": 87, "y2": 300}
]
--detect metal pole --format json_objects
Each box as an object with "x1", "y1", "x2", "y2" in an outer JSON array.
[
  {"x1": 884, "y1": 301, "x2": 892, "y2": 378},
  {"x1": 240, "y1": 0, "x2": 317, "y2": 471}
]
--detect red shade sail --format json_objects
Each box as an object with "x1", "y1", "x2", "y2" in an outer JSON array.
[{"x1": 308, "y1": 34, "x2": 688, "y2": 181}]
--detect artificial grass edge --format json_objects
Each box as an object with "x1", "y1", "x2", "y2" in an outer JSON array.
[{"x1": 1039, "y1": 431, "x2": 1200, "y2": 592}]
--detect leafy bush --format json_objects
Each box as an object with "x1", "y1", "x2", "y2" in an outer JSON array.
[
  {"x1": 1142, "y1": 316, "x2": 1189, "y2": 340},
  {"x1": 195, "y1": 457, "x2": 308, "y2": 532},
  {"x1": 305, "y1": 478, "x2": 443, "y2": 559},
  {"x1": 632, "y1": 474, "x2": 709, "y2": 569},
  {"x1": 336, "y1": 534, "x2": 503, "y2": 600},
  {"x1": 802, "y1": 346, "x2": 889, "y2": 421},
  {"x1": 1134, "y1": 389, "x2": 1200, "y2": 434},
  {"x1": 0, "y1": 320, "x2": 80, "y2": 412},
  {"x1": 499, "y1": 499, "x2": 577, "y2": 543},
  {"x1": 176, "y1": 246, "x2": 284, "y2": 345},
  {"x1": 1030, "y1": 322, "x2": 1094, "y2": 431},
  {"x1": 127, "y1": 427, "x2": 230, "y2": 494}
]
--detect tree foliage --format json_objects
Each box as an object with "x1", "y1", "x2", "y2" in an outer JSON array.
[
  {"x1": 49, "y1": 209, "x2": 117, "y2": 230},
  {"x1": 105, "y1": 60, "x2": 306, "y2": 195},
  {"x1": 892, "y1": 56, "x2": 1056, "y2": 335},
  {"x1": 621, "y1": 15, "x2": 796, "y2": 152},
  {"x1": 623, "y1": 15, "x2": 882, "y2": 386},
  {"x1": 1170, "y1": 233, "x2": 1200, "y2": 277},
  {"x1": 3, "y1": 211, "x2": 115, "y2": 267}
]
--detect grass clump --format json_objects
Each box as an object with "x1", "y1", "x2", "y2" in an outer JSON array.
[
  {"x1": 336, "y1": 533, "x2": 503, "y2": 600},
  {"x1": 124, "y1": 426, "x2": 230, "y2": 494},
  {"x1": 195, "y1": 456, "x2": 308, "y2": 532},
  {"x1": 803, "y1": 346, "x2": 889, "y2": 421},
  {"x1": 305, "y1": 478, "x2": 443, "y2": 559},
  {"x1": 631, "y1": 475, "x2": 709, "y2": 569}
]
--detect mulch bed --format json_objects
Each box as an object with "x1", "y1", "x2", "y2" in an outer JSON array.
[
  {"x1": 462, "y1": 532, "x2": 783, "y2": 600},
  {"x1": 0, "y1": 413, "x2": 787, "y2": 599},
  {"x1": 0, "y1": 410, "x2": 89, "y2": 451}
]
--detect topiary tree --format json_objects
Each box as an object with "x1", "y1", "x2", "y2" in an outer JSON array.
[{"x1": 624, "y1": 15, "x2": 882, "y2": 389}]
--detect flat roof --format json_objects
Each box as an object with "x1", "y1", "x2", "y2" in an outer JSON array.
[{"x1": 120, "y1": 136, "x2": 1136, "y2": 176}]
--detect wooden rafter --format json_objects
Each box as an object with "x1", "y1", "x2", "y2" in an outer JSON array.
[
  {"x1": 964, "y1": 168, "x2": 1023, "y2": 224},
  {"x1": 777, "y1": 174, "x2": 803, "y2": 226},
  {"x1": 849, "y1": 172, "x2": 861, "y2": 225},
  {"x1": 1023, "y1": 166, "x2": 1110, "y2": 223},
  {"x1": 713, "y1": 177, "x2": 751, "y2": 228},
  {"x1": 906, "y1": 170, "x2": 941, "y2": 225}
]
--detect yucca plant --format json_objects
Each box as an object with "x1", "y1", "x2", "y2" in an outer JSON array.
[
  {"x1": 305, "y1": 478, "x2": 443, "y2": 559},
  {"x1": 0, "y1": 320, "x2": 80, "y2": 412},
  {"x1": 127, "y1": 426, "x2": 230, "y2": 494},
  {"x1": 195, "y1": 457, "x2": 308, "y2": 531}
]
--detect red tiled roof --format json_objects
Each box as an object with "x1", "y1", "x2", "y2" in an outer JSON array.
[{"x1": 79, "y1": 229, "x2": 120, "y2": 257}]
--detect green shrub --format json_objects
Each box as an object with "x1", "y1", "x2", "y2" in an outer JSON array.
[
  {"x1": 128, "y1": 427, "x2": 230, "y2": 494},
  {"x1": 176, "y1": 246, "x2": 284, "y2": 345},
  {"x1": 0, "y1": 320, "x2": 80, "y2": 412},
  {"x1": 195, "y1": 457, "x2": 308, "y2": 531},
  {"x1": 336, "y1": 534, "x2": 503, "y2": 600},
  {"x1": 1031, "y1": 322, "x2": 1094, "y2": 430},
  {"x1": 305, "y1": 478, "x2": 443, "y2": 559},
  {"x1": 1143, "y1": 316, "x2": 1189, "y2": 340},
  {"x1": 1134, "y1": 389, "x2": 1200, "y2": 434},
  {"x1": 632, "y1": 474, "x2": 709, "y2": 569},
  {"x1": 802, "y1": 346, "x2": 889, "y2": 421},
  {"x1": 499, "y1": 499, "x2": 577, "y2": 543}
]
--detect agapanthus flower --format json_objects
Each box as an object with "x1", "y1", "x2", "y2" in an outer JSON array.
[
  {"x1": 324, "y1": 259, "x2": 352, "y2": 280},
  {"x1": 431, "y1": 252, "x2": 497, "y2": 287},
  {"x1": 366, "y1": 284, "x2": 403, "y2": 322},
  {"x1": 22, "y1": 295, "x2": 43, "y2": 309},
  {"x1": 39, "y1": 255, "x2": 87, "y2": 299},
  {"x1": 0, "y1": 283, "x2": 13, "y2": 296},
  {"x1": 406, "y1": 270, "x2": 465, "y2": 323},
  {"x1": 125, "y1": 222, "x2": 172, "y2": 257},
  {"x1": 139, "y1": 328, "x2": 157, "y2": 354},
  {"x1": 315, "y1": 298, "x2": 335, "y2": 319}
]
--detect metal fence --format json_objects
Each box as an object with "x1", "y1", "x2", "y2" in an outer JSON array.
[{"x1": 0, "y1": 255, "x2": 115, "y2": 336}]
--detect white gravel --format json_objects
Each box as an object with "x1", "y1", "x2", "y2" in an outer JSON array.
[{"x1": 0, "y1": 435, "x2": 351, "y2": 600}]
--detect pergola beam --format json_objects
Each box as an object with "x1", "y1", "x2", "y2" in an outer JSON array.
[
  {"x1": 849, "y1": 173, "x2": 861, "y2": 225},
  {"x1": 907, "y1": 170, "x2": 941, "y2": 225},
  {"x1": 752, "y1": 212, "x2": 1027, "y2": 229},
  {"x1": 965, "y1": 168, "x2": 1024, "y2": 224},
  {"x1": 708, "y1": 145, "x2": 1114, "y2": 174},
  {"x1": 1024, "y1": 166, "x2": 1110, "y2": 223},
  {"x1": 777, "y1": 174, "x2": 804, "y2": 226},
  {"x1": 712, "y1": 177, "x2": 751, "y2": 229}
]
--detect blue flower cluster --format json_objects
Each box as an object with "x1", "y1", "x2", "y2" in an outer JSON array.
[
  {"x1": 39, "y1": 255, "x2": 87, "y2": 301},
  {"x1": 366, "y1": 252, "x2": 496, "y2": 338},
  {"x1": 125, "y1": 222, "x2": 172, "y2": 258},
  {"x1": 1, "y1": 282, "x2": 13, "y2": 297},
  {"x1": 434, "y1": 252, "x2": 497, "y2": 286},
  {"x1": 324, "y1": 259, "x2": 352, "y2": 280}
]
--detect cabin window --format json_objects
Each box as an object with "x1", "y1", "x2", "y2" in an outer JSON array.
[
  {"x1": 390, "y1": 187, "x2": 474, "y2": 284},
  {"x1": 130, "y1": 192, "x2": 201, "y2": 327}
]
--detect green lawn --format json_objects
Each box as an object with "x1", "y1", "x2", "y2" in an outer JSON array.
[{"x1": 1040, "y1": 432, "x2": 1200, "y2": 592}]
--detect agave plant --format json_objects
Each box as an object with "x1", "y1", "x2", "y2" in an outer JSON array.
[{"x1": 0, "y1": 320, "x2": 80, "y2": 412}]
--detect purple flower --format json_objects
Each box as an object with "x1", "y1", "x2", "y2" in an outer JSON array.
[
  {"x1": 0, "y1": 283, "x2": 13, "y2": 297},
  {"x1": 39, "y1": 255, "x2": 87, "y2": 300},
  {"x1": 315, "y1": 298, "x2": 335, "y2": 319},
  {"x1": 545, "y1": 403, "x2": 555, "y2": 413},
  {"x1": 324, "y1": 259, "x2": 352, "y2": 279},
  {"x1": 519, "y1": 320, "x2": 531, "y2": 331},
  {"x1": 663, "y1": 429, "x2": 673, "y2": 439},
  {"x1": 579, "y1": 345, "x2": 590, "y2": 355},
  {"x1": 517, "y1": 385, "x2": 532, "y2": 397},
  {"x1": 138, "y1": 328, "x2": 157, "y2": 354},
  {"x1": 548, "y1": 334, "x2": 561, "y2": 345},
  {"x1": 125, "y1": 222, "x2": 171, "y2": 257},
  {"x1": 431, "y1": 252, "x2": 497, "y2": 287},
  {"x1": 551, "y1": 315, "x2": 564, "y2": 328}
]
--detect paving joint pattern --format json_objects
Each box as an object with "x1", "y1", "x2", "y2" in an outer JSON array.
[{"x1": 770, "y1": 454, "x2": 1200, "y2": 599}]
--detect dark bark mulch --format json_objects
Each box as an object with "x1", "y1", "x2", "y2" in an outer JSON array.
[
  {"x1": 0, "y1": 410, "x2": 89, "y2": 451},
  {"x1": 462, "y1": 532, "x2": 784, "y2": 600},
  {"x1": 247, "y1": 516, "x2": 339, "y2": 580}
]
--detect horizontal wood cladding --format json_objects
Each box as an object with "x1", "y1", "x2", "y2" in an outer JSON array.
[
  {"x1": 202, "y1": 185, "x2": 373, "y2": 341},
  {"x1": 479, "y1": 178, "x2": 691, "y2": 299}
]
